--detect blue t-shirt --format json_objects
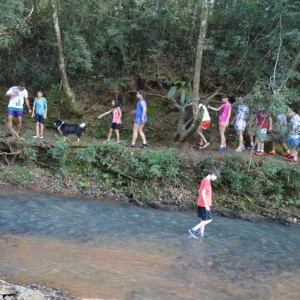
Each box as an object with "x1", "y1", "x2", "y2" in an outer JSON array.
[
  {"x1": 33, "y1": 97, "x2": 47, "y2": 115},
  {"x1": 135, "y1": 98, "x2": 148, "y2": 121}
]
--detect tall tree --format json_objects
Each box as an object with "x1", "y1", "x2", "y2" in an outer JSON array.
[
  {"x1": 51, "y1": 0, "x2": 81, "y2": 115},
  {"x1": 173, "y1": 0, "x2": 211, "y2": 142}
]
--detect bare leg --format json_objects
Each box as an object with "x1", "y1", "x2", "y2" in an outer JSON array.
[
  {"x1": 219, "y1": 125, "x2": 226, "y2": 147},
  {"x1": 107, "y1": 128, "x2": 113, "y2": 140},
  {"x1": 237, "y1": 130, "x2": 244, "y2": 148},
  {"x1": 138, "y1": 123, "x2": 146, "y2": 144},
  {"x1": 131, "y1": 123, "x2": 139, "y2": 144},
  {"x1": 115, "y1": 129, "x2": 120, "y2": 143},
  {"x1": 35, "y1": 122, "x2": 40, "y2": 137},
  {"x1": 198, "y1": 127, "x2": 207, "y2": 145},
  {"x1": 40, "y1": 123, "x2": 44, "y2": 136},
  {"x1": 192, "y1": 219, "x2": 213, "y2": 235},
  {"x1": 17, "y1": 117, "x2": 22, "y2": 134}
]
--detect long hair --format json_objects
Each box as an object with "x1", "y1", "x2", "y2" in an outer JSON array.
[{"x1": 113, "y1": 99, "x2": 121, "y2": 107}]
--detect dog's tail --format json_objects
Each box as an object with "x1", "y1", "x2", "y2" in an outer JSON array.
[{"x1": 79, "y1": 123, "x2": 86, "y2": 129}]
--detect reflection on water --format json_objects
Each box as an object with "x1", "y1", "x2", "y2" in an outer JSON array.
[{"x1": 0, "y1": 191, "x2": 300, "y2": 299}]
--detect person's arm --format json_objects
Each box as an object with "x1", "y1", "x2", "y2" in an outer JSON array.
[
  {"x1": 25, "y1": 97, "x2": 32, "y2": 113},
  {"x1": 225, "y1": 106, "x2": 232, "y2": 127},
  {"x1": 201, "y1": 189, "x2": 210, "y2": 211},
  {"x1": 5, "y1": 88, "x2": 17, "y2": 97},
  {"x1": 117, "y1": 107, "x2": 122, "y2": 124},
  {"x1": 268, "y1": 115, "x2": 273, "y2": 130},
  {"x1": 31, "y1": 104, "x2": 36, "y2": 118},
  {"x1": 98, "y1": 109, "x2": 113, "y2": 119},
  {"x1": 44, "y1": 106, "x2": 48, "y2": 119},
  {"x1": 141, "y1": 101, "x2": 147, "y2": 123},
  {"x1": 207, "y1": 104, "x2": 221, "y2": 112}
]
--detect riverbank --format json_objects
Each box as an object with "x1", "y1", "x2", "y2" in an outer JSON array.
[{"x1": 0, "y1": 158, "x2": 299, "y2": 226}]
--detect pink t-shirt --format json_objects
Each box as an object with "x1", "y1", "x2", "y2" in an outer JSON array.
[
  {"x1": 112, "y1": 107, "x2": 121, "y2": 124},
  {"x1": 219, "y1": 102, "x2": 231, "y2": 122}
]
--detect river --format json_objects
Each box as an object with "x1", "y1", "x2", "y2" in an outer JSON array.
[{"x1": 0, "y1": 191, "x2": 300, "y2": 299}]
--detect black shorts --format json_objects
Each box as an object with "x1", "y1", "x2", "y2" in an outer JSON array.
[
  {"x1": 111, "y1": 123, "x2": 121, "y2": 130},
  {"x1": 197, "y1": 206, "x2": 212, "y2": 220},
  {"x1": 35, "y1": 114, "x2": 45, "y2": 124}
]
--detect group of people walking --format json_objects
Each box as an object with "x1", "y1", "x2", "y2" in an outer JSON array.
[
  {"x1": 196, "y1": 94, "x2": 300, "y2": 164},
  {"x1": 5, "y1": 83, "x2": 299, "y2": 164}
]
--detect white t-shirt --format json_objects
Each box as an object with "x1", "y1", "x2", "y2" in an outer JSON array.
[
  {"x1": 290, "y1": 114, "x2": 300, "y2": 135},
  {"x1": 236, "y1": 104, "x2": 249, "y2": 123},
  {"x1": 199, "y1": 104, "x2": 211, "y2": 121},
  {"x1": 6, "y1": 86, "x2": 28, "y2": 109}
]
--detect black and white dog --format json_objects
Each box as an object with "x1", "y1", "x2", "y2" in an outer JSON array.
[{"x1": 54, "y1": 120, "x2": 86, "y2": 142}]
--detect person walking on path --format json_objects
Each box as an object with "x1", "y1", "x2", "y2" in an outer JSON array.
[
  {"x1": 5, "y1": 81, "x2": 32, "y2": 135},
  {"x1": 98, "y1": 99, "x2": 122, "y2": 144},
  {"x1": 208, "y1": 93, "x2": 232, "y2": 151},
  {"x1": 232, "y1": 96, "x2": 249, "y2": 152},
  {"x1": 287, "y1": 109, "x2": 300, "y2": 163},
  {"x1": 196, "y1": 101, "x2": 211, "y2": 149},
  {"x1": 254, "y1": 107, "x2": 272, "y2": 156},
  {"x1": 268, "y1": 113, "x2": 291, "y2": 156},
  {"x1": 127, "y1": 90, "x2": 148, "y2": 148},
  {"x1": 188, "y1": 167, "x2": 220, "y2": 239},
  {"x1": 31, "y1": 90, "x2": 47, "y2": 139}
]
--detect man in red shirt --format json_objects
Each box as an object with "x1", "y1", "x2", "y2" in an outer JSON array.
[{"x1": 189, "y1": 167, "x2": 220, "y2": 239}]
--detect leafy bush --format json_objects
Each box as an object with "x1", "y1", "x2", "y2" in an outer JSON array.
[{"x1": 48, "y1": 138, "x2": 69, "y2": 165}]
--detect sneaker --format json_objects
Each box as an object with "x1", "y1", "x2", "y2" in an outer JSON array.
[
  {"x1": 287, "y1": 155, "x2": 294, "y2": 160},
  {"x1": 202, "y1": 142, "x2": 210, "y2": 149},
  {"x1": 127, "y1": 143, "x2": 135, "y2": 148},
  {"x1": 103, "y1": 139, "x2": 109, "y2": 144},
  {"x1": 33, "y1": 135, "x2": 40, "y2": 139},
  {"x1": 215, "y1": 146, "x2": 226, "y2": 152},
  {"x1": 284, "y1": 151, "x2": 292, "y2": 157},
  {"x1": 39, "y1": 135, "x2": 44, "y2": 139},
  {"x1": 188, "y1": 229, "x2": 198, "y2": 239},
  {"x1": 141, "y1": 143, "x2": 148, "y2": 149},
  {"x1": 289, "y1": 158, "x2": 297, "y2": 164},
  {"x1": 255, "y1": 152, "x2": 266, "y2": 156},
  {"x1": 268, "y1": 150, "x2": 276, "y2": 155},
  {"x1": 235, "y1": 147, "x2": 244, "y2": 152},
  {"x1": 246, "y1": 144, "x2": 254, "y2": 150},
  {"x1": 196, "y1": 232, "x2": 207, "y2": 238},
  {"x1": 4, "y1": 133, "x2": 13, "y2": 138}
]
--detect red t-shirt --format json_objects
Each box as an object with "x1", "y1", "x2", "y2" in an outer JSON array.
[
  {"x1": 256, "y1": 109, "x2": 269, "y2": 129},
  {"x1": 197, "y1": 177, "x2": 212, "y2": 207}
]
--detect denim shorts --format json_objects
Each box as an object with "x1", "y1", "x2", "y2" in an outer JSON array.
[
  {"x1": 35, "y1": 114, "x2": 45, "y2": 124},
  {"x1": 288, "y1": 136, "x2": 300, "y2": 147},
  {"x1": 134, "y1": 117, "x2": 148, "y2": 125}
]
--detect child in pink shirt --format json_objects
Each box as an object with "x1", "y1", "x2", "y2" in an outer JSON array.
[
  {"x1": 208, "y1": 94, "x2": 232, "y2": 151},
  {"x1": 98, "y1": 99, "x2": 122, "y2": 144}
]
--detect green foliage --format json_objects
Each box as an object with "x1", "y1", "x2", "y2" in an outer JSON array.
[
  {"x1": 0, "y1": 165, "x2": 33, "y2": 183},
  {"x1": 166, "y1": 81, "x2": 193, "y2": 105},
  {"x1": 74, "y1": 145, "x2": 97, "y2": 163},
  {"x1": 48, "y1": 138, "x2": 69, "y2": 165}
]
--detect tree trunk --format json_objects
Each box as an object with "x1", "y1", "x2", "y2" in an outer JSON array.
[
  {"x1": 51, "y1": 0, "x2": 81, "y2": 115},
  {"x1": 175, "y1": 0, "x2": 209, "y2": 142}
]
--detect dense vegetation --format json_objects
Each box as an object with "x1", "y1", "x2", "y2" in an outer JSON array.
[{"x1": 1, "y1": 1, "x2": 299, "y2": 101}]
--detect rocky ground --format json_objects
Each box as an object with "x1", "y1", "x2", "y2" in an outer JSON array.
[{"x1": 0, "y1": 280, "x2": 82, "y2": 300}]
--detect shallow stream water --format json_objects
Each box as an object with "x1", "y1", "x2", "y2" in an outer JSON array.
[{"x1": 0, "y1": 191, "x2": 300, "y2": 299}]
